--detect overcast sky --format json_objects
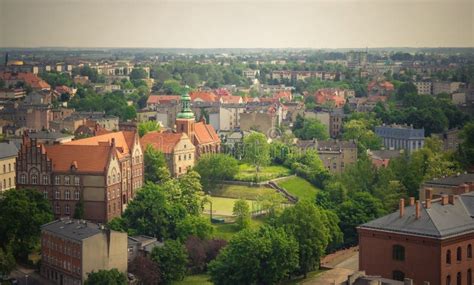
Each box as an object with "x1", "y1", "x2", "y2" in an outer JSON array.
[{"x1": 0, "y1": 0, "x2": 473, "y2": 48}]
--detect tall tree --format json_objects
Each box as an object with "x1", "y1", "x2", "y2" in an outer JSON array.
[
  {"x1": 151, "y1": 240, "x2": 188, "y2": 284},
  {"x1": 84, "y1": 269, "x2": 127, "y2": 285},
  {"x1": 144, "y1": 145, "x2": 170, "y2": 183},
  {"x1": 138, "y1": 121, "x2": 161, "y2": 137},
  {"x1": 194, "y1": 154, "x2": 239, "y2": 191},
  {"x1": 233, "y1": 199, "x2": 251, "y2": 230},
  {"x1": 243, "y1": 132, "x2": 270, "y2": 180}
]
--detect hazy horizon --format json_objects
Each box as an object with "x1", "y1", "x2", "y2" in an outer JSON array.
[{"x1": 1, "y1": 0, "x2": 473, "y2": 49}]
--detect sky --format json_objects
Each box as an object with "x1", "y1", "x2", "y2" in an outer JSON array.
[{"x1": 0, "y1": 0, "x2": 473, "y2": 49}]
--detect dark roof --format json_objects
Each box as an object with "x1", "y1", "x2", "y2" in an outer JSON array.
[
  {"x1": 29, "y1": 131, "x2": 74, "y2": 140},
  {"x1": 359, "y1": 192, "x2": 474, "y2": 239},
  {"x1": 297, "y1": 139, "x2": 357, "y2": 150},
  {"x1": 41, "y1": 218, "x2": 105, "y2": 241},
  {"x1": 424, "y1": 173, "x2": 474, "y2": 187},
  {"x1": 370, "y1": 149, "x2": 404, "y2": 160},
  {"x1": 0, "y1": 141, "x2": 18, "y2": 159}
]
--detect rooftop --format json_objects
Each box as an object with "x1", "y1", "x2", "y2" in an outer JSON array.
[
  {"x1": 0, "y1": 141, "x2": 18, "y2": 159},
  {"x1": 41, "y1": 218, "x2": 107, "y2": 241},
  {"x1": 424, "y1": 173, "x2": 474, "y2": 187}
]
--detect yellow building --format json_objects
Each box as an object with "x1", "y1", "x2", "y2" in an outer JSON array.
[{"x1": 0, "y1": 141, "x2": 18, "y2": 192}]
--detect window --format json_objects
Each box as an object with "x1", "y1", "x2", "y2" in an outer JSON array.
[
  {"x1": 42, "y1": 175, "x2": 49, "y2": 185},
  {"x1": 468, "y1": 244, "x2": 472, "y2": 258},
  {"x1": 457, "y1": 247, "x2": 462, "y2": 261},
  {"x1": 2, "y1": 165, "x2": 5, "y2": 173},
  {"x1": 8, "y1": 178, "x2": 11, "y2": 187},
  {"x1": 55, "y1": 190, "x2": 60, "y2": 200},
  {"x1": 65, "y1": 190, "x2": 70, "y2": 200},
  {"x1": 65, "y1": 204, "x2": 70, "y2": 215},
  {"x1": 468, "y1": 269, "x2": 472, "y2": 285},
  {"x1": 179, "y1": 167, "x2": 182, "y2": 173},
  {"x1": 65, "y1": 176, "x2": 70, "y2": 185},
  {"x1": 179, "y1": 155, "x2": 181, "y2": 161},
  {"x1": 75, "y1": 190, "x2": 80, "y2": 200},
  {"x1": 189, "y1": 153, "x2": 191, "y2": 159},
  {"x1": 55, "y1": 204, "x2": 60, "y2": 214},
  {"x1": 55, "y1": 176, "x2": 60, "y2": 185},
  {"x1": 31, "y1": 174, "x2": 38, "y2": 184},
  {"x1": 393, "y1": 245, "x2": 405, "y2": 261},
  {"x1": 447, "y1": 275, "x2": 451, "y2": 285},
  {"x1": 8, "y1": 164, "x2": 11, "y2": 172},
  {"x1": 457, "y1": 272, "x2": 461, "y2": 285},
  {"x1": 43, "y1": 190, "x2": 48, "y2": 199},
  {"x1": 447, "y1": 250, "x2": 452, "y2": 264},
  {"x1": 74, "y1": 176, "x2": 80, "y2": 186},
  {"x1": 392, "y1": 270, "x2": 405, "y2": 281}
]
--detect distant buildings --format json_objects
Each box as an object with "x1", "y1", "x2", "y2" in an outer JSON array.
[
  {"x1": 41, "y1": 218, "x2": 128, "y2": 285},
  {"x1": 419, "y1": 173, "x2": 474, "y2": 200},
  {"x1": 375, "y1": 124, "x2": 424, "y2": 152},
  {"x1": 314, "y1": 89, "x2": 347, "y2": 108},
  {"x1": 0, "y1": 141, "x2": 18, "y2": 192},
  {"x1": 358, "y1": 192, "x2": 474, "y2": 284},
  {"x1": 414, "y1": 81, "x2": 432, "y2": 95},
  {"x1": 367, "y1": 149, "x2": 403, "y2": 168},
  {"x1": 432, "y1": 129, "x2": 462, "y2": 152}
]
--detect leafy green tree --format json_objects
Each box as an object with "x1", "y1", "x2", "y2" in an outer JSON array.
[
  {"x1": 458, "y1": 122, "x2": 474, "y2": 169},
  {"x1": 292, "y1": 117, "x2": 328, "y2": 140},
  {"x1": 151, "y1": 240, "x2": 188, "y2": 284},
  {"x1": 194, "y1": 154, "x2": 239, "y2": 191},
  {"x1": 396, "y1": 82, "x2": 417, "y2": 100},
  {"x1": 84, "y1": 269, "x2": 127, "y2": 285},
  {"x1": 320, "y1": 209, "x2": 344, "y2": 252},
  {"x1": 73, "y1": 199, "x2": 84, "y2": 219},
  {"x1": 129, "y1": 255, "x2": 162, "y2": 285},
  {"x1": 177, "y1": 171, "x2": 205, "y2": 216},
  {"x1": 0, "y1": 247, "x2": 15, "y2": 277},
  {"x1": 138, "y1": 121, "x2": 161, "y2": 137},
  {"x1": 233, "y1": 199, "x2": 251, "y2": 230},
  {"x1": 276, "y1": 200, "x2": 329, "y2": 277},
  {"x1": 175, "y1": 216, "x2": 214, "y2": 241},
  {"x1": 243, "y1": 132, "x2": 270, "y2": 179},
  {"x1": 0, "y1": 189, "x2": 53, "y2": 260},
  {"x1": 208, "y1": 226, "x2": 298, "y2": 285},
  {"x1": 144, "y1": 145, "x2": 170, "y2": 183},
  {"x1": 130, "y1": 68, "x2": 148, "y2": 80},
  {"x1": 342, "y1": 119, "x2": 382, "y2": 152}
]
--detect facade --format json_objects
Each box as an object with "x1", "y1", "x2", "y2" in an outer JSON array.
[
  {"x1": 140, "y1": 131, "x2": 195, "y2": 177},
  {"x1": 375, "y1": 124, "x2": 425, "y2": 152},
  {"x1": 0, "y1": 141, "x2": 18, "y2": 192},
  {"x1": 329, "y1": 109, "x2": 345, "y2": 138},
  {"x1": 41, "y1": 218, "x2": 128, "y2": 285},
  {"x1": 414, "y1": 81, "x2": 432, "y2": 95},
  {"x1": 419, "y1": 173, "x2": 474, "y2": 201},
  {"x1": 433, "y1": 82, "x2": 464, "y2": 95},
  {"x1": 297, "y1": 139, "x2": 357, "y2": 174},
  {"x1": 358, "y1": 193, "x2": 474, "y2": 285},
  {"x1": 16, "y1": 131, "x2": 144, "y2": 223},
  {"x1": 432, "y1": 129, "x2": 462, "y2": 152},
  {"x1": 127, "y1": 235, "x2": 163, "y2": 262}
]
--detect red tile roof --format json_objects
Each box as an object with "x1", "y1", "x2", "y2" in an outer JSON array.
[
  {"x1": 64, "y1": 131, "x2": 136, "y2": 159},
  {"x1": 147, "y1": 95, "x2": 181, "y2": 105},
  {"x1": 0, "y1": 72, "x2": 51, "y2": 90},
  {"x1": 214, "y1": 88, "x2": 232, "y2": 97},
  {"x1": 190, "y1": 91, "x2": 218, "y2": 102},
  {"x1": 141, "y1": 131, "x2": 191, "y2": 154},
  {"x1": 220, "y1": 95, "x2": 243, "y2": 104},
  {"x1": 45, "y1": 144, "x2": 113, "y2": 173},
  {"x1": 273, "y1": 91, "x2": 292, "y2": 101},
  {"x1": 194, "y1": 122, "x2": 220, "y2": 145}
]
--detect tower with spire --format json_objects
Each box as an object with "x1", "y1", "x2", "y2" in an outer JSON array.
[{"x1": 176, "y1": 90, "x2": 196, "y2": 144}]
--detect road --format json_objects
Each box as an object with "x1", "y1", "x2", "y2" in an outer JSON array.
[
  {"x1": 303, "y1": 249, "x2": 359, "y2": 285},
  {"x1": 9, "y1": 266, "x2": 52, "y2": 285}
]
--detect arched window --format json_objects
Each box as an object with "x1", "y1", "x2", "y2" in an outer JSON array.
[
  {"x1": 457, "y1": 247, "x2": 462, "y2": 261},
  {"x1": 468, "y1": 244, "x2": 472, "y2": 258},
  {"x1": 42, "y1": 175, "x2": 49, "y2": 185},
  {"x1": 75, "y1": 190, "x2": 80, "y2": 200},
  {"x1": 74, "y1": 176, "x2": 80, "y2": 186},
  {"x1": 31, "y1": 174, "x2": 38, "y2": 184},
  {"x1": 392, "y1": 245, "x2": 405, "y2": 261},
  {"x1": 65, "y1": 190, "x2": 70, "y2": 200},
  {"x1": 457, "y1": 272, "x2": 461, "y2": 285},
  {"x1": 392, "y1": 270, "x2": 405, "y2": 281},
  {"x1": 447, "y1": 250, "x2": 452, "y2": 264},
  {"x1": 19, "y1": 174, "x2": 26, "y2": 184},
  {"x1": 64, "y1": 176, "x2": 70, "y2": 185},
  {"x1": 446, "y1": 275, "x2": 451, "y2": 285},
  {"x1": 65, "y1": 204, "x2": 70, "y2": 215},
  {"x1": 467, "y1": 269, "x2": 472, "y2": 285}
]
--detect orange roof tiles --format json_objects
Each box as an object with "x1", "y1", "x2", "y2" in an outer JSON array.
[
  {"x1": 64, "y1": 131, "x2": 135, "y2": 159},
  {"x1": 141, "y1": 131, "x2": 190, "y2": 154},
  {"x1": 194, "y1": 122, "x2": 220, "y2": 145},
  {"x1": 147, "y1": 95, "x2": 181, "y2": 105},
  {"x1": 220, "y1": 95, "x2": 243, "y2": 104},
  {"x1": 0, "y1": 72, "x2": 51, "y2": 90},
  {"x1": 190, "y1": 91, "x2": 218, "y2": 102},
  {"x1": 45, "y1": 144, "x2": 112, "y2": 173}
]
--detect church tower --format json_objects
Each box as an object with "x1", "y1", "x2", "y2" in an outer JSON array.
[{"x1": 176, "y1": 91, "x2": 196, "y2": 145}]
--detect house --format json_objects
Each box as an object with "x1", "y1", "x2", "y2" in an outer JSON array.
[
  {"x1": 0, "y1": 72, "x2": 51, "y2": 90},
  {"x1": 146, "y1": 95, "x2": 181, "y2": 109},
  {"x1": 128, "y1": 235, "x2": 163, "y2": 262},
  {"x1": 314, "y1": 89, "x2": 346, "y2": 108},
  {"x1": 358, "y1": 193, "x2": 474, "y2": 284},
  {"x1": 41, "y1": 218, "x2": 128, "y2": 285},
  {"x1": 189, "y1": 91, "x2": 218, "y2": 103},
  {"x1": 140, "y1": 131, "x2": 195, "y2": 177},
  {"x1": 367, "y1": 149, "x2": 403, "y2": 168},
  {"x1": 368, "y1": 80, "x2": 394, "y2": 97},
  {"x1": 375, "y1": 124, "x2": 424, "y2": 153},
  {"x1": 0, "y1": 141, "x2": 18, "y2": 192},
  {"x1": 419, "y1": 173, "x2": 474, "y2": 200}
]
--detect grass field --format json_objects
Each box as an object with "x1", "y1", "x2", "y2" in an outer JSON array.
[
  {"x1": 277, "y1": 176, "x2": 319, "y2": 201},
  {"x1": 203, "y1": 196, "x2": 260, "y2": 216},
  {"x1": 210, "y1": 216, "x2": 266, "y2": 240},
  {"x1": 211, "y1": 184, "x2": 278, "y2": 200},
  {"x1": 234, "y1": 163, "x2": 292, "y2": 182},
  {"x1": 172, "y1": 274, "x2": 213, "y2": 285}
]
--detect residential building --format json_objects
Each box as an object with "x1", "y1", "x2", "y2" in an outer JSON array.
[
  {"x1": 242, "y1": 69, "x2": 259, "y2": 79},
  {"x1": 127, "y1": 235, "x2": 163, "y2": 262},
  {"x1": 314, "y1": 89, "x2": 346, "y2": 108},
  {"x1": 297, "y1": 139, "x2": 357, "y2": 174},
  {"x1": 432, "y1": 129, "x2": 462, "y2": 152},
  {"x1": 329, "y1": 109, "x2": 345, "y2": 138},
  {"x1": 0, "y1": 141, "x2": 17, "y2": 192},
  {"x1": 27, "y1": 130, "x2": 74, "y2": 145},
  {"x1": 414, "y1": 81, "x2": 432, "y2": 95},
  {"x1": 140, "y1": 131, "x2": 195, "y2": 177},
  {"x1": 375, "y1": 124, "x2": 425, "y2": 152},
  {"x1": 433, "y1": 81, "x2": 464, "y2": 95},
  {"x1": 0, "y1": 88, "x2": 26, "y2": 100},
  {"x1": 368, "y1": 81, "x2": 395, "y2": 97},
  {"x1": 419, "y1": 173, "x2": 474, "y2": 200},
  {"x1": 41, "y1": 218, "x2": 127, "y2": 285},
  {"x1": 367, "y1": 149, "x2": 403, "y2": 168},
  {"x1": 358, "y1": 193, "x2": 474, "y2": 285},
  {"x1": 16, "y1": 131, "x2": 143, "y2": 223},
  {"x1": 0, "y1": 71, "x2": 51, "y2": 90}
]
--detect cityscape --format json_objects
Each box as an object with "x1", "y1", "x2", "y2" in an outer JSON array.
[{"x1": 0, "y1": 0, "x2": 473, "y2": 285}]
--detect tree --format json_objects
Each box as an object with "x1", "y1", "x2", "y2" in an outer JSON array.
[
  {"x1": 138, "y1": 121, "x2": 161, "y2": 137},
  {"x1": 130, "y1": 68, "x2": 148, "y2": 80},
  {"x1": 185, "y1": 236, "x2": 227, "y2": 274},
  {"x1": 84, "y1": 269, "x2": 127, "y2": 285},
  {"x1": 342, "y1": 119, "x2": 382, "y2": 152},
  {"x1": 73, "y1": 199, "x2": 84, "y2": 219},
  {"x1": 0, "y1": 247, "x2": 15, "y2": 277},
  {"x1": 151, "y1": 240, "x2": 188, "y2": 284},
  {"x1": 177, "y1": 171, "x2": 205, "y2": 216},
  {"x1": 208, "y1": 226, "x2": 298, "y2": 285},
  {"x1": 194, "y1": 154, "x2": 239, "y2": 191},
  {"x1": 292, "y1": 117, "x2": 329, "y2": 140},
  {"x1": 144, "y1": 145, "x2": 170, "y2": 183},
  {"x1": 175, "y1": 215, "x2": 214, "y2": 241},
  {"x1": 243, "y1": 132, "x2": 270, "y2": 180},
  {"x1": 458, "y1": 122, "x2": 474, "y2": 169},
  {"x1": 129, "y1": 255, "x2": 162, "y2": 285},
  {"x1": 233, "y1": 199, "x2": 251, "y2": 230},
  {"x1": 0, "y1": 189, "x2": 53, "y2": 260},
  {"x1": 396, "y1": 82, "x2": 417, "y2": 100},
  {"x1": 276, "y1": 200, "x2": 330, "y2": 277}
]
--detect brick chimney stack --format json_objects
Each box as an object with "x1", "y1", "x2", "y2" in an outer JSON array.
[
  {"x1": 409, "y1": 197, "x2": 415, "y2": 206},
  {"x1": 425, "y1": 188, "x2": 433, "y2": 200},
  {"x1": 425, "y1": 198, "x2": 432, "y2": 209},
  {"x1": 441, "y1": 194, "x2": 449, "y2": 205},
  {"x1": 448, "y1": 195, "x2": 456, "y2": 205},
  {"x1": 399, "y1": 198, "x2": 405, "y2": 218},
  {"x1": 415, "y1": 200, "x2": 421, "y2": 219}
]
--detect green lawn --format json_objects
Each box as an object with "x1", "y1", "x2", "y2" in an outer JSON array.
[
  {"x1": 277, "y1": 176, "x2": 319, "y2": 201},
  {"x1": 203, "y1": 196, "x2": 259, "y2": 216},
  {"x1": 234, "y1": 164, "x2": 292, "y2": 182},
  {"x1": 210, "y1": 184, "x2": 278, "y2": 200},
  {"x1": 210, "y1": 216, "x2": 266, "y2": 240},
  {"x1": 173, "y1": 274, "x2": 212, "y2": 285}
]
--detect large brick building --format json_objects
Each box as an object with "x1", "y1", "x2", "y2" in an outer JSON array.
[
  {"x1": 358, "y1": 193, "x2": 474, "y2": 285},
  {"x1": 41, "y1": 218, "x2": 128, "y2": 285},
  {"x1": 16, "y1": 131, "x2": 144, "y2": 222}
]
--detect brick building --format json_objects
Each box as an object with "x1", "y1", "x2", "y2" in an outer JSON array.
[
  {"x1": 419, "y1": 173, "x2": 474, "y2": 201},
  {"x1": 16, "y1": 131, "x2": 144, "y2": 223},
  {"x1": 41, "y1": 218, "x2": 127, "y2": 285},
  {"x1": 358, "y1": 193, "x2": 474, "y2": 285}
]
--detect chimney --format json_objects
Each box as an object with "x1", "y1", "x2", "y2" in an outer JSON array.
[
  {"x1": 425, "y1": 188, "x2": 433, "y2": 200},
  {"x1": 416, "y1": 200, "x2": 421, "y2": 219},
  {"x1": 425, "y1": 198, "x2": 432, "y2": 209},
  {"x1": 459, "y1": 183, "x2": 469, "y2": 194},
  {"x1": 399, "y1": 198, "x2": 405, "y2": 218},
  {"x1": 404, "y1": 278, "x2": 414, "y2": 285},
  {"x1": 448, "y1": 195, "x2": 456, "y2": 205},
  {"x1": 441, "y1": 194, "x2": 449, "y2": 205},
  {"x1": 409, "y1": 197, "x2": 415, "y2": 206}
]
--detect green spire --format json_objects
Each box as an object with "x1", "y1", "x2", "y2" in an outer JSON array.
[{"x1": 177, "y1": 87, "x2": 195, "y2": 119}]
